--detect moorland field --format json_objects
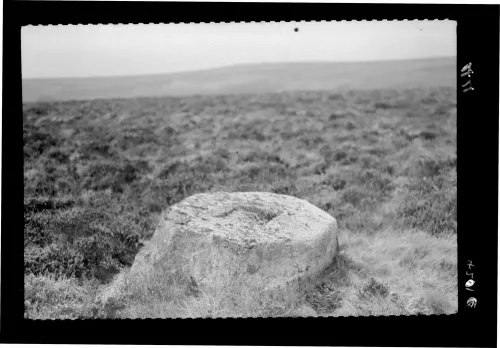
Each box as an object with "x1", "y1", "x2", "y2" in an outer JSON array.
[
  {"x1": 23, "y1": 57, "x2": 454, "y2": 102},
  {"x1": 24, "y1": 59, "x2": 457, "y2": 318}
]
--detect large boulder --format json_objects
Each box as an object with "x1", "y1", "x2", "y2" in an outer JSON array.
[{"x1": 127, "y1": 191, "x2": 338, "y2": 292}]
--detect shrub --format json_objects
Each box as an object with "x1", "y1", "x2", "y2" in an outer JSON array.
[
  {"x1": 343, "y1": 211, "x2": 382, "y2": 234},
  {"x1": 24, "y1": 273, "x2": 90, "y2": 319},
  {"x1": 241, "y1": 150, "x2": 287, "y2": 166},
  {"x1": 81, "y1": 162, "x2": 122, "y2": 192},
  {"x1": 213, "y1": 148, "x2": 231, "y2": 160},
  {"x1": 46, "y1": 148, "x2": 70, "y2": 164},
  {"x1": 330, "y1": 202, "x2": 356, "y2": 223},
  {"x1": 24, "y1": 196, "x2": 75, "y2": 215},
  {"x1": 398, "y1": 179, "x2": 456, "y2": 235},
  {"x1": 271, "y1": 182, "x2": 299, "y2": 196},
  {"x1": 149, "y1": 165, "x2": 213, "y2": 208},
  {"x1": 25, "y1": 212, "x2": 56, "y2": 248},
  {"x1": 358, "y1": 278, "x2": 390, "y2": 299},
  {"x1": 158, "y1": 160, "x2": 191, "y2": 180},
  {"x1": 331, "y1": 178, "x2": 347, "y2": 191},
  {"x1": 322, "y1": 174, "x2": 347, "y2": 190},
  {"x1": 299, "y1": 133, "x2": 324, "y2": 148},
  {"x1": 304, "y1": 282, "x2": 343, "y2": 314},
  {"x1": 238, "y1": 163, "x2": 291, "y2": 184},
  {"x1": 419, "y1": 130, "x2": 438, "y2": 141},
  {"x1": 80, "y1": 139, "x2": 117, "y2": 160},
  {"x1": 333, "y1": 150, "x2": 356, "y2": 164},
  {"x1": 239, "y1": 128, "x2": 268, "y2": 142},
  {"x1": 355, "y1": 169, "x2": 394, "y2": 196},
  {"x1": 23, "y1": 127, "x2": 60, "y2": 158},
  {"x1": 26, "y1": 103, "x2": 52, "y2": 116},
  {"x1": 358, "y1": 153, "x2": 393, "y2": 174},
  {"x1": 25, "y1": 203, "x2": 145, "y2": 280},
  {"x1": 81, "y1": 160, "x2": 141, "y2": 193},
  {"x1": 193, "y1": 156, "x2": 228, "y2": 174},
  {"x1": 121, "y1": 162, "x2": 140, "y2": 184},
  {"x1": 329, "y1": 112, "x2": 349, "y2": 120},
  {"x1": 313, "y1": 162, "x2": 328, "y2": 175},
  {"x1": 398, "y1": 164, "x2": 457, "y2": 235},
  {"x1": 341, "y1": 187, "x2": 367, "y2": 207},
  {"x1": 374, "y1": 101, "x2": 393, "y2": 110},
  {"x1": 25, "y1": 243, "x2": 88, "y2": 279}
]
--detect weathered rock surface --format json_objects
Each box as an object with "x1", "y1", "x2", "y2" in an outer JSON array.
[{"x1": 127, "y1": 191, "x2": 338, "y2": 291}]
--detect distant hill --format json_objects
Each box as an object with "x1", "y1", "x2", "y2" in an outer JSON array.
[{"x1": 22, "y1": 57, "x2": 456, "y2": 103}]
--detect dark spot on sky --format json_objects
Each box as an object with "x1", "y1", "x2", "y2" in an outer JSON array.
[{"x1": 294, "y1": 28, "x2": 299, "y2": 32}]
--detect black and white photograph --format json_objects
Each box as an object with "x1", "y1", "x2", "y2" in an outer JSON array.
[{"x1": 22, "y1": 20, "x2": 458, "y2": 319}]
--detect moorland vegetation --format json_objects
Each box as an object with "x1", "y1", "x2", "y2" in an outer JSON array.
[{"x1": 24, "y1": 87, "x2": 457, "y2": 318}]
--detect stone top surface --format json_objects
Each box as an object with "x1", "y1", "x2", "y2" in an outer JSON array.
[{"x1": 163, "y1": 191, "x2": 335, "y2": 249}]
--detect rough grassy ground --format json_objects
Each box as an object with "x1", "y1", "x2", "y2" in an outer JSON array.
[
  {"x1": 23, "y1": 87, "x2": 457, "y2": 318},
  {"x1": 22, "y1": 57, "x2": 455, "y2": 102}
]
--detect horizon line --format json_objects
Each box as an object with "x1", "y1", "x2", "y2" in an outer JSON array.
[{"x1": 23, "y1": 55, "x2": 456, "y2": 81}]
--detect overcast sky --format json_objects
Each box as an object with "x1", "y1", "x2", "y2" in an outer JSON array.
[{"x1": 22, "y1": 20, "x2": 456, "y2": 79}]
